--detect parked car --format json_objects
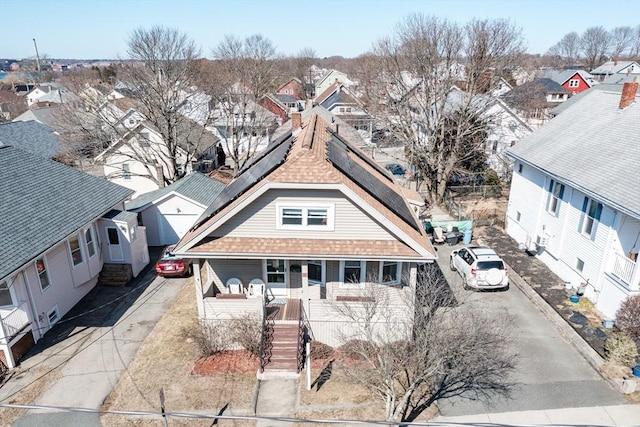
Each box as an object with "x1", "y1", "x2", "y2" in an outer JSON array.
[
  {"x1": 155, "y1": 245, "x2": 192, "y2": 277},
  {"x1": 385, "y1": 163, "x2": 406, "y2": 176},
  {"x1": 448, "y1": 172, "x2": 485, "y2": 186},
  {"x1": 449, "y1": 246, "x2": 509, "y2": 290}
]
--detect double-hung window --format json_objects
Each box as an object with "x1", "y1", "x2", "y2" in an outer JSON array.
[
  {"x1": 36, "y1": 257, "x2": 50, "y2": 292},
  {"x1": 278, "y1": 205, "x2": 333, "y2": 229},
  {"x1": 122, "y1": 164, "x2": 131, "y2": 180},
  {"x1": 69, "y1": 235, "x2": 84, "y2": 266},
  {"x1": 581, "y1": 197, "x2": 602, "y2": 238},
  {"x1": 546, "y1": 180, "x2": 564, "y2": 216},
  {"x1": 381, "y1": 261, "x2": 401, "y2": 284},
  {"x1": 85, "y1": 228, "x2": 96, "y2": 257},
  {"x1": 341, "y1": 260, "x2": 365, "y2": 287}
]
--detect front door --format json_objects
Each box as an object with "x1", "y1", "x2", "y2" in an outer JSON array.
[
  {"x1": 107, "y1": 227, "x2": 124, "y2": 261},
  {"x1": 266, "y1": 259, "x2": 287, "y2": 297}
]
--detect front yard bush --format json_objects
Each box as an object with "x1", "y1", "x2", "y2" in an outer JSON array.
[
  {"x1": 230, "y1": 313, "x2": 262, "y2": 357},
  {"x1": 605, "y1": 333, "x2": 638, "y2": 366},
  {"x1": 310, "y1": 340, "x2": 334, "y2": 360},
  {"x1": 616, "y1": 295, "x2": 640, "y2": 339},
  {"x1": 183, "y1": 320, "x2": 233, "y2": 357}
]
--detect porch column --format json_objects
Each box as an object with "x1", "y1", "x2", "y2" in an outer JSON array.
[
  {"x1": 629, "y1": 262, "x2": 640, "y2": 291},
  {"x1": 193, "y1": 259, "x2": 204, "y2": 318},
  {"x1": 301, "y1": 262, "x2": 310, "y2": 316},
  {"x1": 410, "y1": 263, "x2": 417, "y2": 306}
]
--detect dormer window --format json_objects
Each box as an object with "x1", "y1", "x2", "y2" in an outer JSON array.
[{"x1": 277, "y1": 205, "x2": 334, "y2": 230}]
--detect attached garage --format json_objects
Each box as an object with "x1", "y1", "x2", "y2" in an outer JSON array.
[{"x1": 125, "y1": 172, "x2": 225, "y2": 247}]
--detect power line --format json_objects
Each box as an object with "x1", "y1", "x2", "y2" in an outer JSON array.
[
  {"x1": 0, "y1": 276, "x2": 169, "y2": 403},
  {"x1": 0, "y1": 402, "x2": 479, "y2": 426}
]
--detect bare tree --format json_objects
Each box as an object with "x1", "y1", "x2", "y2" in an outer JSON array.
[
  {"x1": 360, "y1": 14, "x2": 524, "y2": 202},
  {"x1": 633, "y1": 25, "x2": 640, "y2": 59},
  {"x1": 547, "y1": 31, "x2": 581, "y2": 65},
  {"x1": 294, "y1": 47, "x2": 317, "y2": 99},
  {"x1": 201, "y1": 35, "x2": 280, "y2": 172},
  {"x1": 119, "y1": 26, "x2": 206, "y2": 185},
  {"x1": 330, "y1": 263, "x2": 516, "y2": 422},
  {"x1": 580, "y1": 26, "x2": 611, "y2": 70},
  {"x1": 610, "y1": 26, "x2": 635, "y2": 59}
]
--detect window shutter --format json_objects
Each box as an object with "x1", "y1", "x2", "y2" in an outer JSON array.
[
  {"x1": 559, "y1": 184, "x2": 565, "y2": 199},
  {"x1": 548, "y1": 179, "x2": 554, "y2": 192},
  {"x1": 581, "y1": 197, "x2": 588, "y2": 213}
]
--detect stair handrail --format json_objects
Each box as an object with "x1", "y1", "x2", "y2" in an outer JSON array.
[
  {"x1": 297, "y1": 302, "x2": 313, "y2": 373},
  {"x1": 258, "y1": 293, "x2": 274, "y2": 372}
]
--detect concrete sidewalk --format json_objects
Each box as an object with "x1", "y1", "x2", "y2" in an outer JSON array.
[{"x1": 433, "y1": 403, "x2": 640, "y2": 426}]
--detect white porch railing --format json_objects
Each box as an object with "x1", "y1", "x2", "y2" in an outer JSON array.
[
  {"x1": 611, "y1": 252, "x2": 636, "y2": 286},
  {"x1": 0, "y1": 303, "x2": 30, "y2": 343}
]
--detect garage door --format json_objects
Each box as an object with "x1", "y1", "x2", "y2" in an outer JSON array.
[{"x1": 156, "y1": 213, "x2": 198, "y2": 245}]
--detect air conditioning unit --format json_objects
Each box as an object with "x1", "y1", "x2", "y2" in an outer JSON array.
[{"x1": 536, "y1": 234, "x2": 550, "y2": 247}]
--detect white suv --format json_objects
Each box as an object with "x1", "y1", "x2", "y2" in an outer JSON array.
[{"x1": 450, "y1": 246, "x2": 509, "y2": 290}]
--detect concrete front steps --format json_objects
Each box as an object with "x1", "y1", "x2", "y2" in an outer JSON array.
[
  {"x1": 263, "y1": 323, "x2": 300, "y2": 373},
  {"x1": 98, "y1": 263, "x2": 132, "y2": 287}
]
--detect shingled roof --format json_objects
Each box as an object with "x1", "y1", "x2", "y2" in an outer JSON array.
[
  {"x1": 0, "y1": 145, "x2": 133, "y2": 280},
  {"x1": 175, "y1": 109, "x2": 435, "y2": 260},
  {"x1": 508, "y1": 87, "x2": 640, "y2": 218},
  {"x1": 125, "y1": 172, "x2": 225, "y2": 211},
  {"x1": 0, "y1": 120, "x2": 62, "y2": 159}
]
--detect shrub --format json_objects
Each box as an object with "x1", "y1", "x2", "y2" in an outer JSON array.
[
  {"x1": 310, "y1": 340, "x2": 334, "y2": 360},
  {"x1": 484, "y1": 169, "x2": 501, "y2": 186},
  {"x1": 182, "y1": 320, "x2": 233, "y2": 357},
  {"x1": 604, "y1": 333, "x2": 638, "y2": 366},
  {"x1": 339, "y1": 339, "x2": 376, "y2": 361},
  {"x1": 616, "y1": 295, "x2": 640, "y2": 339},
  {"x1": 230, "y1": 313, "x2": 262, "y2": 357}
]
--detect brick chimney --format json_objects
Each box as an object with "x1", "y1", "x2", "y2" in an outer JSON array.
[
  {"x1": 619, "y1": 81, "x2": 639, "y2": 109},
  {"x1": 291, "y1": 112, "x2": 302, "y2": 131}
]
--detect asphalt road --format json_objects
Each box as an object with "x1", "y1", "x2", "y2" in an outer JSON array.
[
  {"x1": 433, "y1": 242, "x2": 626, "y2": 417},
  {"x1": 2, "y1": 255, "x2": 186, "y2": 427}
]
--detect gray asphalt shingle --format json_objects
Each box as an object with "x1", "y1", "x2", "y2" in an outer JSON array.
[
  {"x1": 0, "y1": 145, "x2": 133, "y2": 280},
  {"x1": 508, "y1": 88, "x2": 640, "y2": 218},
  {"x1": 125, "y1": 172, "x2": 225, "y2": 211},
  {"x1": 0, "y1": 121, "x2": 62, "y2": 158}
]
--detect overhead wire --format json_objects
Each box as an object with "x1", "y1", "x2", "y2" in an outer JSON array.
[{"x1": 0, "y1": 275, "x2": 170, "y2": 403}]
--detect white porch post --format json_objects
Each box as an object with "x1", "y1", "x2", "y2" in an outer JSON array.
[
  {"x1": 629, "y1": 263, "x2": 640, "y2": 292},
  {"x1": 193, "y1": 259, "x2": 204, "y2": 318},
  {"x1": 301, "y1": 261, "x2": 310, "y2": 315}
]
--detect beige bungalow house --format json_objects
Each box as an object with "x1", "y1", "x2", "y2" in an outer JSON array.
[{"x1": 173, "y1": 107, "x2": 436, "y2": 374}]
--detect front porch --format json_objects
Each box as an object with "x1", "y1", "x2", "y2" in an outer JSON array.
[{"x1": 0, "y1": 303, "x2": 32, "y2": 368}]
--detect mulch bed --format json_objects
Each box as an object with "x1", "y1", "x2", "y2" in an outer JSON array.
[{"x1": 192, "y1": 350, "x2": 259, "y2": 375}]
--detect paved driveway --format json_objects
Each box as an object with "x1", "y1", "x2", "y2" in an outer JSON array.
[
  {"x1": 434, "y1": 243, "x2": 626, "y2": 417},
  {"x1": 0, "y1": 252, "x2": 185, "y2": 426}
]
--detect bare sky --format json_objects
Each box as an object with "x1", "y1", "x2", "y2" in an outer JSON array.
[{"x1": 1, "y1": 0, "x2": 638, "y2": 60}]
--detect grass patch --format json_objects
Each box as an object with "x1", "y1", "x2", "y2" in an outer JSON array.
[{"x1": 100, "y1": 279, "x2": 256, "y2": 426}]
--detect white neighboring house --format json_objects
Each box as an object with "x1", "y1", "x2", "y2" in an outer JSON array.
[
  {"x1": 590, "y1": 60, "x2": 640, "y2": 82},
  {"x1": 25, "y1": 83, "x2": 79, "y2": 107},
  {"x1": 314, "y1": 69, "x2": 352, "y2": 98},
  {"x1": 125, "y1": 172, "x2": 225, "y2": 246},
  {"x1": 444, "y1": 87, "x2": 533, "y2": 176},
  {"x1": 95, "y1": 122, "x2": 190, "y2": 197},
  {"x1": 0, "y1": 144, "x2": 145, "y2": 369},
  {"x1": 505, "y1": 82, "x2": 640, "y2": 319}
]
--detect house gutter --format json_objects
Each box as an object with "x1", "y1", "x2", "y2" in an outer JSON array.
[{"x1": 507, "y1": 153, "x2": 640, "y2": 220}]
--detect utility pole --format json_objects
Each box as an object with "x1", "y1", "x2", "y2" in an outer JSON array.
[{"x1": 32, "y1": 38, "x2": 41, "y2": 73}]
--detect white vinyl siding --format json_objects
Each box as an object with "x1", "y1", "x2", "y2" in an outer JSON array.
[{"x1": 215, "y1": 189, "x2": 395, "y2": 240}]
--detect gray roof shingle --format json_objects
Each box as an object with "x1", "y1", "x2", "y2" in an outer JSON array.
[
  {"x1": 0, "y1": 121, "x2": 62, "y2": 158},
  {"x1": 508, "y1": 88, "x2": 640, "y2": 218},
  {"x1": 125, "y1": 172, "x2": 225, "y2": 211},
  {"x1": 0, "y1": 145, "x2": 133, "y2": 280}
]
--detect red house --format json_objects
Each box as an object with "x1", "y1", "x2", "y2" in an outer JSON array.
[
  {"x1": 550, "y1": 70, "x2": 596, "y2": 95},
  {"x1": 276, "y1": 78, "x2": 304, "y2": 100}
]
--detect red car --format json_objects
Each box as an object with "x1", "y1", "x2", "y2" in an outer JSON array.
[{"x1": 155, "y1": 245, "x2": 192, "y2": 277}]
